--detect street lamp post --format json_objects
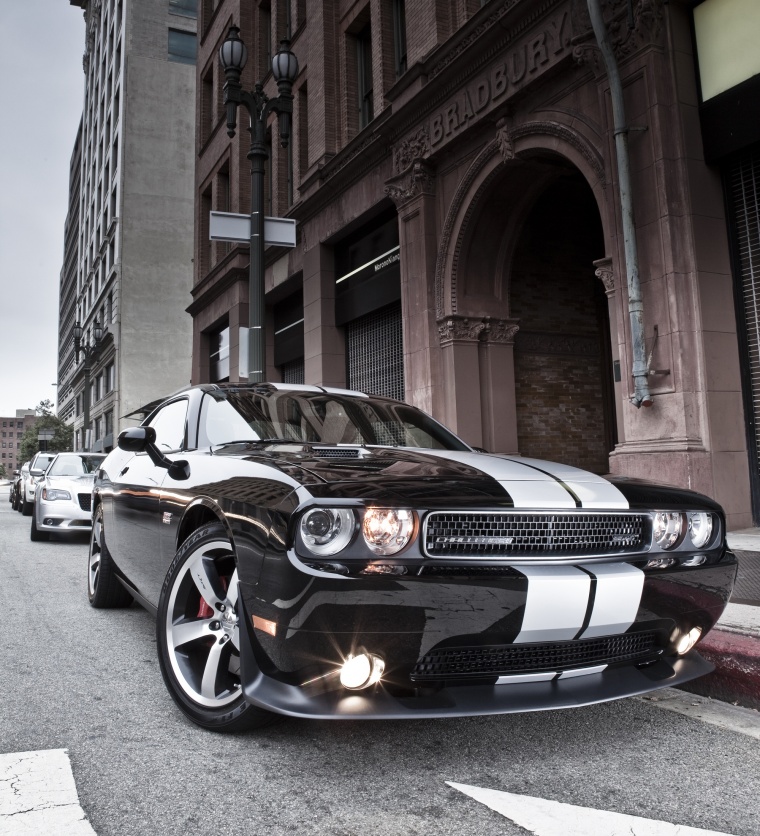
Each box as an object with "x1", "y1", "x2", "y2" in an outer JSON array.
[
  {"x1": 219, "y1": 25, "x2": 299, "y2": 384},
  {"x1": 73, "y1": 319, "x2": 104, "y2": 451}
]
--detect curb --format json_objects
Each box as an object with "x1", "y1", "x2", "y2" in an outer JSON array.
[{"x1": 679, "y1": 629, "x2": 760, "y2": 710}]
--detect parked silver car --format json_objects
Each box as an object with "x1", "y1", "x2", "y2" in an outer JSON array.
[
  {"x1": 20, "y1": 453, "x2": 55, "y2": 516},
  {"x1": 31, "y1": 452, "x2": 105, "y2": 541}
]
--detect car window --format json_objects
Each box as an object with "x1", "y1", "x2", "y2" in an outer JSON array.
[
  {"x1": 199, "y1": 395, "x2": 259, "y2": 447},
  {"x1": 32, "y1": 455, "x2": 55, "y2": 471},
  {"x1": 198, "y1": 390, "x2": 469, "y2": 450},
  {"x1": 148, "y1": 399, "x2": 189, "y2": 451},
  {"x1": 49, "y1": 455, "x2": 104, "y2": 477}
]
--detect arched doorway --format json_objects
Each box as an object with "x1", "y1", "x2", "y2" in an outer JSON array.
[{"x1": 509, "y1": 172, "x2": 615, "y2": 473}]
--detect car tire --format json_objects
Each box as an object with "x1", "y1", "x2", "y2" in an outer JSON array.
[
  {"x1": 88, "y1": 504, "x2": 133, "y2": 608},
  {"x1": 21, "y1": 493, "x2": 33, "y2": 516},
  {"x1": 156, "y1": 523, "x2": 278, "y2": 732},
  {"x1": 11, "y1": 490, "x2": 18, "y2": 511},
  {"x1": 30, "y1": 513, "x2": 48, "y2": 542}
]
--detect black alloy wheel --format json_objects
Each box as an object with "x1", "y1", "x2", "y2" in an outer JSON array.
[
  {"x1": 156, "y1": 523, "x2": 277, "y2": 732},
  {"x1": 88, "y1": 504, "x2": 133, "y2": 608}
]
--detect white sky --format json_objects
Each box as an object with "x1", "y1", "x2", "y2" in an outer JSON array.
[{"x1": 0, "y1": 1, "x2": 85, "y2": 417}]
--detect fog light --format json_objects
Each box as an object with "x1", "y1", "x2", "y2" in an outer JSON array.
[
  {"x1": 676, "y1": 627, "x2": 702, "y2": 655},
  {"x1": 339, "y1": 653, "x2": 385, "y2": 690},
  {"x1": 645, "y1": 557, "x2": 677, "y2": 570}
]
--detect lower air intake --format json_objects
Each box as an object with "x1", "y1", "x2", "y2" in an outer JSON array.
[{"x1": 411, "y1": 632, "x2": 660, "y2": 682}]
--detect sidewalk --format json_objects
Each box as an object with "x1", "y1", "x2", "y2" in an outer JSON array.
[{"x1": 680, "y1": 529, "x2": 760, "y2": 709}]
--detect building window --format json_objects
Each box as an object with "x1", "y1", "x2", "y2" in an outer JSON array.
[
  {"x1": 280, "y1": 358, "x2": 305, "y2": 385},
  {"x1": 105, "y1": 363, "x2": 114, "y2": 393},
  {"x1": 209, "y1": 326, "x2": 230, "y2": 382},
  {"x1": 346, "y1": 302, "x2": 405, "y2": 400},
  {"x1": 76, "y1": 395, "x2": 82, "y2": 416},
  {"x1": 169, "y1": 0, "x2": 197, "y2": 17},
  {"x1": 393, "y1": 0, "x2": 407, "y2": 77},
  {"x1": 168, "y1": 29, "x2": 197, "y2": 65},
  {"x1": 260, "y1": 6, "x2": 272, "y2": 77},
  {"x1": 105, "y1": 410, "x2": 114, "y2": 438},
  {"x1": 201, "y1": 64, "x2": 214, "y2": 143},
  {"x1": 356, "y1": 23, "x2": 374, "y2": 129}
]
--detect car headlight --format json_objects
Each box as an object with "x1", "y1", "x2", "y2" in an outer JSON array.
[
  {"x1": 362, "y1": 508, "x2": 414, "y2": 555},
  {"x1": 653, "y1": 511, "x2": 684, "y2": 550},
  {"x1": 688, "y1": 512, "x2": 714, "y2": 548},
  {"x1": 43, "y1": 488, "x2": 72, "y2": 501},
  {"x1": 299, "y1": 508, "x2": 355, "y2": 556}
]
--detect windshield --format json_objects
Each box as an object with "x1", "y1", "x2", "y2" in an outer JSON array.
[
  {"x1": 48, "y1": 454, "x2": 105, "y2": 477},
  {"x1": 199, "y1": 390, "x2": 470, "y2": 451}
]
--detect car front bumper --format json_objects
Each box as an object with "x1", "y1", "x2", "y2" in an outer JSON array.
[
  {"x1": 36, "y1": 496, "x2": 93, "y2": 531},
  {"x1": 235, "y1": 548, "x2": 737, "y2": 718}
]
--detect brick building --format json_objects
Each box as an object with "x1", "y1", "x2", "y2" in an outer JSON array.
[
  {"x1": 0, "y1": 411, "x2": 37, "y2": 472},
  {"x1": 190, "y1": 0, "x2": 756, "y2": 530},
  {"x1": 58, "y1": 0, "x2": 197, "y2": 451}
]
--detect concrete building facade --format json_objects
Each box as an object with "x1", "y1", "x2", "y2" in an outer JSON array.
[
  {"x1": 59, "y1": 0, "x2": 197, "y2": 451},
  {"x1": 190, "y1": 0, "x2": 755, "y2": 530}
]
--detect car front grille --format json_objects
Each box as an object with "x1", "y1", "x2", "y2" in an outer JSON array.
[
  {"x1": 411, "y1": 632, "x2": 660, "y2": 682},
  {"x1": 423, "y1": 512, "x2": 647, "y2": 558},
  {"x1": 78, "y1": 493, "x2": 92, "y2": 512}
]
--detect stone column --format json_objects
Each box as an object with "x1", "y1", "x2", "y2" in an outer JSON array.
[
  {"x1": 437, "y1": 316, "x2": 487, "y2": 446},
  {"x1": 479, "y1": 317, "x2": 520, "y2": 453},
  {"x1": 385, "y1": 141, "x2": 442, "y2": 416},
  {"x1": 303, "y1": 242, "x2": 346, "y2": 387},
  {"x1": 594, "y1": 256, "x2": 623, "y2": 444}
]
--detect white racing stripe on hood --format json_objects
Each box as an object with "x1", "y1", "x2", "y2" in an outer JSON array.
[{"x1": 419, "y1": 450, "x2": 628, "y2": 509}]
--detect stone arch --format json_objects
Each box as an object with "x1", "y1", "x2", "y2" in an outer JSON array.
[
  {"x1": 435, "y1": 120, "x2": 607, "y2": 321},
  {"x1": 434, "y1": 120, "x2": 616, "y2": 466}
]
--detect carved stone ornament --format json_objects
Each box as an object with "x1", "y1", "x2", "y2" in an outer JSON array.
[
  {"x1": 437, "y1": 316, "x2": 487, "y2": 344},
  {"x1": 570, "y1": 0, "x2": 664, "y2": 67},
  {"x1": 593, "y1": 257, "x2": 615, "y2": 295},
  {"x1": 495, "y1": 122, "x2": 515, "y2": 162},
  {"x1": 482, "y1": 317, "x2": 520, "y2": 344},
  {"x1": 393, "y1": 127, "x2": 430, "y2": 175},
  {"x1": 385, "y1": 160, "x2": 436, "y2": 209}
]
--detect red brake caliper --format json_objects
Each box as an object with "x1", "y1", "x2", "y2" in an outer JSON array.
[{"x1": 196, "y1": 574, "x2": 228, "y2": 618}]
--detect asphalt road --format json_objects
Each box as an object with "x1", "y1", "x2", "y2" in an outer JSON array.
[{"x1": 1, "y1": 485, "x2": 758, "y2": 836}]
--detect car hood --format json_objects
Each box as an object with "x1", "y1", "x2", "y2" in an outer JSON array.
[
  {"x1": 213, "y1": 445, "x2": 629, "y2": 509},
  {"x1": 46, "y1": 474, "x2": 96, "y2": 493}
]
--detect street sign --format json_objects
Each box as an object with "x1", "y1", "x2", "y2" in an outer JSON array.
[{"x1": 209, "y1": 211, "x2": 296, "y2": 248}]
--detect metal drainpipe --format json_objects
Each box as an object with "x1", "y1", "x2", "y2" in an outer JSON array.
[{"x1": 587, "y1": 0, "x2": 653, "y2": 407}]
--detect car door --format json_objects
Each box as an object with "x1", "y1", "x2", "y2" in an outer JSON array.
[{"x1": 110, "y1": 398, "x2": 190, "y2": 604}]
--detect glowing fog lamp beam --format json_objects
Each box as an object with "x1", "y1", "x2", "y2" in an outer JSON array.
[{"x1": 339, "y1": 653, "x2": 385, "y2": 690}]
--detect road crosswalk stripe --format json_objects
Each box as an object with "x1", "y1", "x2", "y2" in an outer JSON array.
[
  {"x1": 0, "y1": 748, "x2": 96, "y2": 835},
  {"x1": 447, "y1": 782, "x2": 736, "y2": 836}
]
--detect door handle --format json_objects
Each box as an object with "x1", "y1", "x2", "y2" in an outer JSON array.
[{"x1": 119, "y1": 466, "x2": 129, "y2": 477}]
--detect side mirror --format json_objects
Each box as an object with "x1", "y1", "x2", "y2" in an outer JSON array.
[
  {"x1": 118, "y1": 426, "x2": 157, "y2": 452},
  {"x1": 30, "y1": 468, "x2": 46, "y2": 478},
  {"x1": 117, "y1": 426, "x2": 189, "y2": 480}
]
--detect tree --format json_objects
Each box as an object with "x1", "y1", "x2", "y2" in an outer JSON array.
[
  {"x1": 19, "y1": 400, "x2": 73, "y2": 462},
  {"x1": 0, "y1": 463, "x2": 7, "y2": 480}
]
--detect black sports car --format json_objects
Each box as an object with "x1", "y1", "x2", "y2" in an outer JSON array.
[{"x1": 88, "y1": 383, "x2": 736, "y2": 731}]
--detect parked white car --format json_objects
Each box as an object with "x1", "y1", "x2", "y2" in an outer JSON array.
[
  {"x1": 20, "y1": 452, "x2": 56, "y2": 516},
  {"x1": 31, "y1": 452, "x2": 106, "y2": 541}
]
